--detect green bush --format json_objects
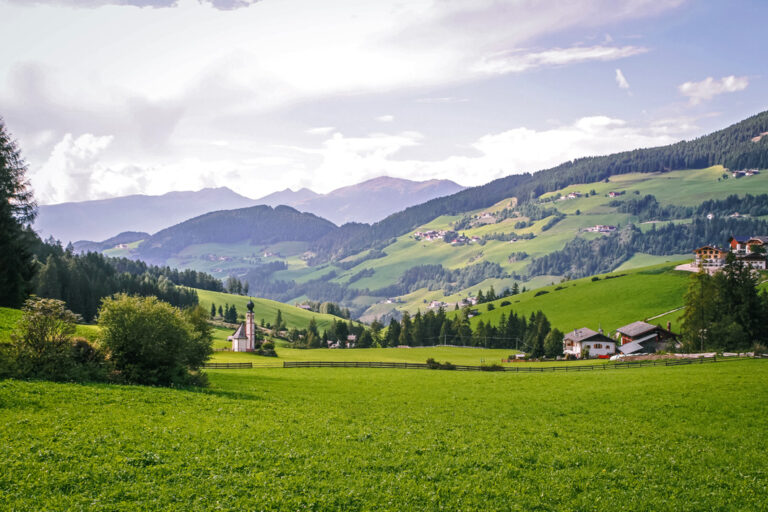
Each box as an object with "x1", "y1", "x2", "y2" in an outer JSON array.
[
  {"x1": 98, "y1": 295, "x2": 212, "y2": 387},
  {"x1": 5, "y1": 297, "x2": 108, "y2": 382}
]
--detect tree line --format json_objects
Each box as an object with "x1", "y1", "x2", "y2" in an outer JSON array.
[
  {"x1": 32, "y1": 240, "x2": 199, "y2": 322},
  {"x1": 681, "y1": 254, "x2": 768, "y2": 352}
]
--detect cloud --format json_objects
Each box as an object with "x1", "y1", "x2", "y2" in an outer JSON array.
[
  {"x1": 300, "y1": 117, "x2": 679, "y2": 192},
  {"x1": 678, "y1": 75, "x2": 749, "y2": 105},
  {"x1": 32, "y1": 133, "x2": 115, "y2": 204},
  {"x1": 306, "y1": 126, "x2": 336, "y2": 135},
  {"x1": 376, "y1": 115, "x2": 395, "y2": 123},
  {"x1": 615, "y1": 68, "x2": 630, "y2": 89},
  {"x1": 415, "y1": 97, "x2": 468, "y2": 104},
  {"x1": 474, "y1": 45, "x2": 647, "y2": 75},
  {"x1": 4, "y1": 0, "x2": 262, "y2": 10}
]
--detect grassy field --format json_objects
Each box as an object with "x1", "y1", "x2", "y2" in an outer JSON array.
[
  {"x1": 460, "y1": 262, "x2": 692, "y2": 335},
  {"x1": 1, "y1": 360, "x2": 766, "y2": 510},
  {"x1": 0, "y1": 307, "x2": 21, "y2": 342},
  {"x1": 211, "y1": 346, "x2": 521, "y2": 365}
]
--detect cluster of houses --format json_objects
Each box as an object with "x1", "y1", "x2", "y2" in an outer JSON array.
[
  {"x1": 583, "y1": 224, "x2": 617, "y2": 233},
  {"x1": 731, "y1": 169, "x2": 760, "y2": 178},
  {"x1": 560, "y1": 191, "x2": 582, "y2": 200},
  {"x1": 413, "y1": 230, "x2": 481, "y2": 246},
  {"x1": 413, "y1": 229, "x2": 447, "y2": 241},
  {"x1": 693, "y1": 235, "x2": 767, "y2": 271},
  {"x1": 563, "y1": 321, "x2": 677, "y2": 359}
]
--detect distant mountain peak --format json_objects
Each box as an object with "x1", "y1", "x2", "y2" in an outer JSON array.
[{"x1": 253, "y1": 176, "x2": 465, "y2": 225}]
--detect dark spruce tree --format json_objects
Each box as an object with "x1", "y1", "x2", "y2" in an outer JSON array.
[{"x1": 0, "y1": 119, "x2": 37, "y2": 307}]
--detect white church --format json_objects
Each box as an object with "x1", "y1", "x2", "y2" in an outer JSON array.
[{"x1": 228, "y1": 299, "x2": 259, "y2": 352}]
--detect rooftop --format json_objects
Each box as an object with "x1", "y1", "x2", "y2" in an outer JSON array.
[{"x1": 616, "y1": 321, "x2": 658, "y2": 338}]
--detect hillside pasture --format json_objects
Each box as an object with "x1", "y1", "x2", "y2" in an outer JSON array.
[
  {"x1": 195, "y1": 288, "x2": 354, "y2": 333},
  {"x1": 462, "y1": 263, "x2": 692, "y2": 335},
  {"x1": 1, "y1": 360, "x2": 766, "y2": 510}
]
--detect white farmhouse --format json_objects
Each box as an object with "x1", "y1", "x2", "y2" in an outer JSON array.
[{"x1": 563, "y1": 327, "x2": 616, "y2": 359}]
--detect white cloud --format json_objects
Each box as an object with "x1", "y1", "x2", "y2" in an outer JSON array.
[
  {"x1": 299, "y1": 117, "x2": 679, "y2": 192},
  {"x1": 306, "y1": 126, "x2": 335, "y2": 135},
  {"x1": 32, "y1": 133, "x2": 115, "y2": 204},
  {"x1": 678, "y1": 75, "x2": 749, "y2": 105},
  {"x1": 615, "y1": 68, "x2": 630, "y2": 89},
  {"x1": 415, "y1": 97, "x2": 468, "y2": 104},
  {"x1": 376, "y1": 115, "x2": 395, "y2": 123},
  {"x1": 473, "y1": 45, "x2": 647, "y2": 75}
]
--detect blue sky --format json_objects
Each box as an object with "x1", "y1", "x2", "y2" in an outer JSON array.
[{"x1": 0, "y1": 0, "x2": 764, "y2": 204}]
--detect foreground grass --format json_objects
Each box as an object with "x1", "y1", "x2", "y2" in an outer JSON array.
[{"x1": 1, "y1": 360, "x2": 766, "y2": 510}]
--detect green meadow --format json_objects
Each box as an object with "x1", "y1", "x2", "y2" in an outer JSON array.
[
  {"x1": 195, "y1": 288, "x2": 352, "y2": 333},
  {"x1": 454, "y1": 262, "x2": 692, "y2": 334},
  {"x1": 1, "y1": 360, "x2": 766, "y2": 510}
]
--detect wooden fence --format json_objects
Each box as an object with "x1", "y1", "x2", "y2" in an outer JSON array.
[
  {"x1": 202, "y1": 362, "x2": 253, "y2": 369},
  {"x1": 283, "y1": 357, "x2": 724, "y2": 372},
  {"x1": 204, "y1": 356, "x2": 760, "y2": 371}
]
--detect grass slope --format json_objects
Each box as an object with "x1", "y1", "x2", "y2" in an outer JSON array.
[
  {"x1": 1, "y1": 360, "x2": 766, "y2": 510},
  {"x1": 195, "y1": 288, "x2": 353, "y2": 332},
  {"x1": 462, "y1": 262, "x2": 693, "y2": 335},
  {"x1": 0, "y1": 307, "x2": 22, "y2": 343}
]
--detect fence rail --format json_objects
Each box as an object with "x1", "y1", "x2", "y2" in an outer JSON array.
[
  {"x1": 202, "y1": 362, "x2": 253, "y2": 369},
  {"x1": 283, "y1": 357, "x2": 729, "y2": 372}
]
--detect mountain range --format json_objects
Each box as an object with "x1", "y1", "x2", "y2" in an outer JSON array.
[
  {"x1": 256, "y1": 177, "x2": 464, "y2": 225},
  {"x1": 34, "y1": 176, "x2": 464, "y2": 243}
]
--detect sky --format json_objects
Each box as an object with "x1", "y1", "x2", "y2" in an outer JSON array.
[{"x1": 0, "y1": 0, "x2": 765, "y2": 205}]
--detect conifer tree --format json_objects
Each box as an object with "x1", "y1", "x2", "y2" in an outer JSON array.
[{"x1": 0, "y1": 119, "x2": 36, "y2": 307}]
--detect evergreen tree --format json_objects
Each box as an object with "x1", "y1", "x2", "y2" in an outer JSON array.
[
  {"x1": 0, "y1": 119, "x2": 36, "y2": 307},
  {"x1": 386, "y1": 318, "x2": 401, "y2": 347},
  {"x1": 274, "y1": 309, "x2": 284, "y2": 332},
  {"x1": 218, "y1": 305, "x2": 224, "y2": 317},
  {"x1": 398, "y1": 311, "x2": 412, "y2": 346},
  {"x1": 210, "y1": 302, "x2": 217, "y2": 318},
  {"x1": 544, "y1": 328, "x2": 564, "y2": 358}
]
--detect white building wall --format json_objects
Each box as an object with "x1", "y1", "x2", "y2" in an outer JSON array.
[{"x1": 564, "y1": 341, "x2": 616, "y2": 358}]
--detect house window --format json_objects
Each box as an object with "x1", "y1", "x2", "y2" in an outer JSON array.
[{"x1": 594, "y1": 343, "x2": 602, "y2": 349}]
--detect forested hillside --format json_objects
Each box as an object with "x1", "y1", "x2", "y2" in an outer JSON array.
[
  {"x1": 137, "y1": 205, "x2": 338, "y2": 264},
  {"x1": 307, "y1": 110, "x2": 768, "y2": 263}
]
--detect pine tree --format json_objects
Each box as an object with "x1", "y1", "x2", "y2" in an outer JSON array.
[
  {"x1": 274, "y1": 309, "x2": 284, "y2": 332},
  {"x1": 0, "y1": 119, "x2": 37, "y2": 307},
  {"x1": 210, "y1": 302, "x2": 217, "y2": 318},
  {"x1": 218, "y1": 305, "x2": 224, "y2": 317}
]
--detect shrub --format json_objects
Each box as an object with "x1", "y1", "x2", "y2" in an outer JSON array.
[
  {"x1": 7, "y1": 297, "x2": 109, "y2": 382},
  {"x1": 98, "y1": 295, "x2": 212, "y2": 387},
  {"x1": 591, "y1": 276, "x2": 600, "y2": 282},
  {"x1": 534, "y1": 290, "x2": 549, "y2": 297},
  {"x1": 257, "y1": 341, "x2": 277, "y2": 357},
  {"x1": 479, "y1": 363, "x2": 504, "y2": 371},
  {"x1": 486, "y1": 303, "x2": 495, "y2": 311},
  {"x1": 500, "y1": 300, "x2": 510, "y2": 307}
]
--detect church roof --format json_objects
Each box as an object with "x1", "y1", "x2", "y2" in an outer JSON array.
[{"x1": 232, "y1": 323, "x2": 247, "y2": 340}]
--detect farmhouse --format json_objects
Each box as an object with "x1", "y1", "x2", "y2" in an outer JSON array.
[
  {"x1": 693, "y1": 245, "x2": 728, "y2": 269},
  {"x1": 615, "y1": 321, "x2": 676, "y2": 354},
  {"x1": 562, "y1": 328, "x2": 616, "y2": 358},
  {"x1": 584, "y1": 225, "x2": 616, "y2": 233}
]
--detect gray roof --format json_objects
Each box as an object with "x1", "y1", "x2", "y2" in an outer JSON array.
[
  {"x1": 616, "y1": 321, "x2": 658, "y2": 338},
  {"x1": 748, "y1": 236, "x2": 768, "y2": 244},
  {"x1": 231, "y1": 323, "x2": 246, "y2": 340},
  {"x1": 618, "y1": 341, "x2": 645, "y2": 354},
  {"x1": 564, "y1": 327, "x2": 613, "y2": 343}
]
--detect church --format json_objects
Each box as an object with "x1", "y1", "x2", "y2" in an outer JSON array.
[{"x1": 228, "y1": 299, "x2": 259, "y2": 352}]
